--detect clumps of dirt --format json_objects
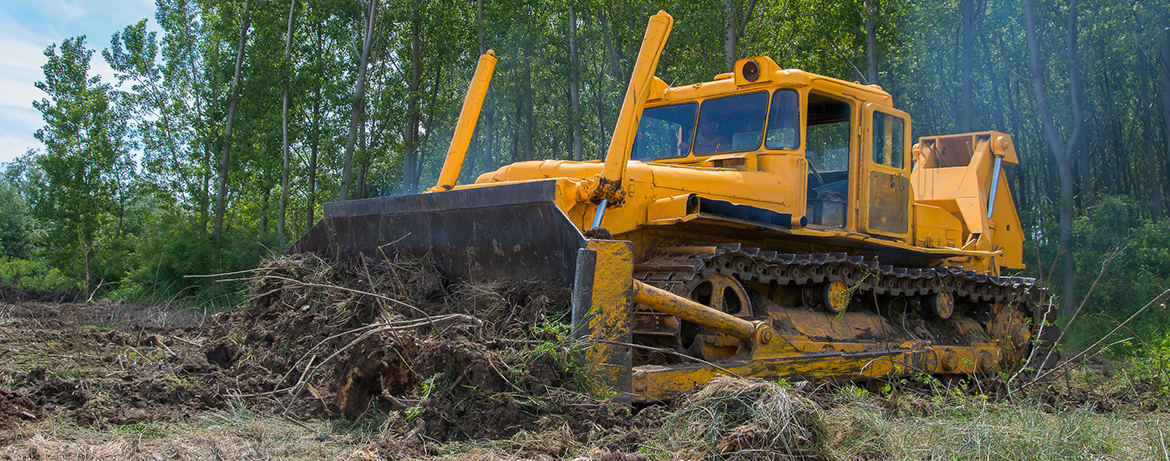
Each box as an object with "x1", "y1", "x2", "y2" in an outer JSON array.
[
  {"x1": 444, "y1": 278, "x2": 569, "y2": 339},
  {"x1": 1033, "y1": 356, "x2": 1161, "y2": 413},
  {"x1": 0, "y1": 390, "x2": 40, "y2": 430},
  {"x1": 204, "y1": 252, "x2": 623, "y2": 444},
  {"x1": 0, "y1": 302, "x2": 226, "y2": 429}
]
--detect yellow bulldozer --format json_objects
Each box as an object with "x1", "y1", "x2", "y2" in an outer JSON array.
[{"x1": 294, "y1": 11, "x2": 1056, "y2": 402}]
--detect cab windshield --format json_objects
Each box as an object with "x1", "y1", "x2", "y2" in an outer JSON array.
[
  {"x1": 632, "y1": 90, "x2": 792, "y2": 160},
  {"x1": 631, "y1": 102, "x2": 697, "y2": 160},
  {"x1": 692, "y1": 92, "x2": 768, "y2": 155}
]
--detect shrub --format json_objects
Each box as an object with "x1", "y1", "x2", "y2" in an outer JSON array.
[{"x1": 0, "y1": 257, "x2": 81, "y2": 292}]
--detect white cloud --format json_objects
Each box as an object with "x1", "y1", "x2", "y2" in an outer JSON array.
[
  {"x1": 0, "y1": 0, "x2": 156, "y2": 165},
  {"x1": 53, "y1": 1, "x2": 88, "y2": 23}
]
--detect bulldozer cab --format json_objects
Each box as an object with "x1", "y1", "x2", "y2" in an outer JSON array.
[
  {"x1": 631, "y1": 69, "x2": 913, "y2": 241},
  {"x1": 803, "y1": 89, "x2": 913, "y2": 239}
]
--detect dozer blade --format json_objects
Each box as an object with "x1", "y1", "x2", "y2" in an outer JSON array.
[{"x1": 290, "y1": 180, "x2": 586, "y2": 286}]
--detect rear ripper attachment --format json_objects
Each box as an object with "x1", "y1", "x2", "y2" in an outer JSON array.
[{"x1": 292, "y1": 10, "x2": 1056, "y2": 404}]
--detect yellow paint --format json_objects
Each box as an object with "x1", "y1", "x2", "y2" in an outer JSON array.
[
  {"x1": 427, "y1": 11, "x2": 1036, "y2": 402},
  {"x1": 629, "y1": 341, "x2": 1005, "y2": 402},
  {"x1": 580, "y1": 240, "x2": 635, "y2": 397},
  {"x1": 912, "y1": 131, "x2": 1026, "y2": 270},
  {"x1": 598, "y1": 11, "x2": 674, "y2": 204},
  {"x1": 631, "y1": 280, "x2": 758, "y2": 340},
  {"x1": 427, "y1": 51, "x2": 497, "y2": 193}
]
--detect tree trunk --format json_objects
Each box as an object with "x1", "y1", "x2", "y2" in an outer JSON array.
[
  {"x1": 306, "y1": 29, "x2": 322, "y2": 233},
  {"x1": 960, "y1": 0, "x2": 974, "y2": 132},
  {"x1": 512, "y1": 96, "x2": 521, "y2": 162},
  {"x1": 340, "y1": 0, "x2": 378, "y2": 201},
  {"x1": 185, "y1": 14, "x2": 212, "y2": 235},
  {"x1": 600, "y1": 11, "x2": 625, "y2": 82},
  {"x1": 1161, "y1": 13, "x2": 1170, "y2": 185},
  {"x1": 401, "y1": 8, "x2": 423, "y2": 195},
  {"x1": 723, "y1": 0, "x2": 738, "y2": 72},
  {"x1": 569, "y1": 4, "x2": 582, "y2": 161},
  {"x1": 524, "y1": 54, "x2": 534, "y2": 161},
  {"x1": 865, "y1": 0, "x2": 878, "y2": 85},
  {"x1": 1024, "y1": 0, "x2": 1084, "y2": 314},
  {"x1": 259, "y1": 187, "x2": 270, "y2": 238},
  {"x1": 357, "y1": 103, "x2": 368, "y2": 199},
  {"x1": 1102, "y1": 63, "x2": 1123, "y2": 194},
  {"x1": 478, "y1": 0, "x2": 494, "y2": 172},
  {"x1": 213, "y1": 0, "x2": 252, "y2": 247},
  {"x1": 1139, "y1": 48, "x2": 1164, "y2": 218},
  {"x1": 279, "y1": 0, "x2": 295, "y2": 248}
]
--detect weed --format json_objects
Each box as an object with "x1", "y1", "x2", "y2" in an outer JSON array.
[
  {"x1": 116, "y1": 421, "x2": 170, "y2": 439},
  {"x1": 405, "y1": 375, "x2": 438, "y2": 420},
  {"x1": 1131, "y1": 330, "x2": 1170, "y2": 397}
]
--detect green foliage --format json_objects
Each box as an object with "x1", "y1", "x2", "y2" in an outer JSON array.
[
  {"x1": 1037, "y1": 195, "x2": 1170, "y2": 356},
  {"x1": 404, "y1": 375, "x2": 438, "y2": 420},
  {"x1": 1130, "y1": 329, "x2": 1170, "y2": 398},
  {"x1": 0, "y1": 258, "x2": 81, "y2": 293},
  {"x1": 115, "y1": 421, "x2": 171, "y2": 439},
  {"x1": 0, "y1": 182, "x2": 38, "y2": 260},
  {"x1": 7, "y1": 0, "x2": 1167, "y2": 311},
  {"x1": 33, "y1": 35, "x2": 134, "y2": 291}
]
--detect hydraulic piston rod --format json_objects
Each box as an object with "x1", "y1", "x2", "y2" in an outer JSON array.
[
  {"x1": 631, "y1": 279, "x2": 756, "y2": 341},
  {"x1": 429, "y1": 50, "x2": 498, "y2": 193}
]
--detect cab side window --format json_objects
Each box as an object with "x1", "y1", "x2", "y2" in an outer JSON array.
[{"x1": 871, "y1": 112, "x2": 905, "y2": 169}]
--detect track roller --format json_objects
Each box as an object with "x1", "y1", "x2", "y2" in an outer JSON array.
[{"x1": 927, "y1": 291, "x2": 954, "y2": 319}]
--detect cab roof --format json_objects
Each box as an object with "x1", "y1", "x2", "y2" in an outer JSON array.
[{"x1": 647, "y1": 56, "x2": 893, "y2": 108}]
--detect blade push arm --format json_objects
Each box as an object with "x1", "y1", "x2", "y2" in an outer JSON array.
[
  {"x1": 428, "y1": 50, "x2": 498, "y2": 193},
  {"x1": 595, "y1": 11, "x2": 674, "y2": 206}
]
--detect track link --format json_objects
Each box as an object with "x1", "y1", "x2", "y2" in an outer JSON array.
[
  {"x1": 636, "y1": 243, "x2": 1043, "y2": 306},
  {"x1": 632, "y1": 243, "x2": 1056, "y2": 371}
]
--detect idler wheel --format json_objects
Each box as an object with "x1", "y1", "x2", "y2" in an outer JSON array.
[
  {"x1": 928, "y1": 291, "x2": 954, "y2": 319},
  {"x1": 680, "y1": 274, "x2": 754, "y2": 361}
]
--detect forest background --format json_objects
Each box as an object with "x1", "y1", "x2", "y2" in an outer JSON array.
[{"x1": 1, "y1": 0, "x2": 1169, "y2": 358}]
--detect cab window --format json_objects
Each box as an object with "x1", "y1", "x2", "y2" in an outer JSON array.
[
  {"x1": 693, "y1": 92, "x2": 768, "y2": 155},
  {"x1": 871, "y1": 112, "x2": 905, "y2": 168},
  {"x1": 805, "y1": 92, "x2": 852, "y2": 228},
  {"x1": 806, "y1": 93, "x2": 851, "y2": 173},
  {"x1": 765, "y1": 89, "x2": 800, "y2": 149},
  {"x1": 632, "y1": 102, "x2": 697, "y2": 160}
]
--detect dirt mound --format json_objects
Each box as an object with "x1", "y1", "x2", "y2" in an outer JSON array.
[
  {"x1": 0, "y1": 390, "x2": 40, "y2": 430},
  {"x1": 201, "y1": 252, "x2": 633, "y2": 443}
]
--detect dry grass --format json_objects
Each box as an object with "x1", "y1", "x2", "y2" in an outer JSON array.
[
  {"x1": 4, "y1": 252, "x2": 1169, "y2": 461},
  {"x1": 4, "y1": 374, "x2": 1168, "y2": 461},
  {"x1": 654, "y1": 377, "x2": 824, "y2": 459},
  {"x1": 0, "y1": 410, "x2": 351, "y2": 460},
  {"x1": 818, "y1": 385, "x2": 1169, "y2": 461}
]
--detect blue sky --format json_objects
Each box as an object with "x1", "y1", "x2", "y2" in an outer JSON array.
[{"x1": 0, "y1": 0, "x2": 156, "y2": 165}]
